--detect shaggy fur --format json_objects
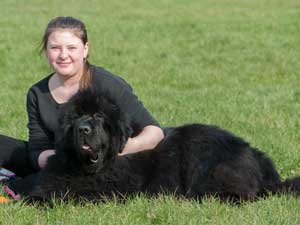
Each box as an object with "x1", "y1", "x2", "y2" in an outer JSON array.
[{"x1": 8, "y1": 90, "x2": 300, "y2": 202}]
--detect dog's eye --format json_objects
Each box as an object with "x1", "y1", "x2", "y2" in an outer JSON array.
[{"x1": 94, "y1": 113, "x2": 104, "y2": 120}]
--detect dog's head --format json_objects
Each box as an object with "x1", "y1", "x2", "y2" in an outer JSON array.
[{"x1": 55, "y1": 89, "x2": 132, "y2": 174}]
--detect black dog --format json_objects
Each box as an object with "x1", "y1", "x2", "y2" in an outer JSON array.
[{"x1": 8, "y1": 89, "x2": 300, "y2": 202}]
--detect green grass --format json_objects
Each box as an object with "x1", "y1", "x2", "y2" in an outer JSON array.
[{"x1": 1, "y1": 0, "x2": 300, "y2": 224}]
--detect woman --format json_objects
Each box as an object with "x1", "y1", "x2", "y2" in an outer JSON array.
[{"x1": 0, "y1": 16, "x2": 164, "y2": 177}]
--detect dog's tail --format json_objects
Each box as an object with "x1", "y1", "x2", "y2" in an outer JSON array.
[{"x1": 271, "y1": 176, "x2": 300, "y2": 196}]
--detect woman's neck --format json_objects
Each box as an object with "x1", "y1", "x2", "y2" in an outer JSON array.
[
  {"x1": 55, "y1": 72, "x2": 82, "y2": 88},
  {"x1": 48, "y1": 73, "x2": 82, "y2": 104}
]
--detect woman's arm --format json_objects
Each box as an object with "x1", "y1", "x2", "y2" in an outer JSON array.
[
  {"x1": 93, "y1": 68, "x2": 164, "y2": 155},
  {"x1": 27, "y1": 88, "x2": 56, "y2": 170},
  {"x1": 119, "y1": 125, "x2": 164, "y2": 156}
]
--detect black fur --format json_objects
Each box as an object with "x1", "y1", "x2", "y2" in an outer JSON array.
[{"x1": 8, "y1": 89, "x2": 300, "y2": 203}]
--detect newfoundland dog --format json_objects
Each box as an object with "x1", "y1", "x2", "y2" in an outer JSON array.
[{"x1": 7, "y1": 89, "x2": 300, "y2": 202}]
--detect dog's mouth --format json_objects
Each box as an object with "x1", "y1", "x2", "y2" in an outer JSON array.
[{"x1": 81, "y1": 143, "x2": 99, "y2": 163}]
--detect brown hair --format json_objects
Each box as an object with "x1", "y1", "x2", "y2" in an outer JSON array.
[{"x1": 40, "y1": 16, "x2": 92, "y2": 90}]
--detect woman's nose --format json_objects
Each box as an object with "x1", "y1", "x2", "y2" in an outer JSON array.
[{"x1": 59, "y1": 48, "x2": 68, "y2": 59}]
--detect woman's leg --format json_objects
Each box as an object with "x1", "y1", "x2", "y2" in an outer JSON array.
[{"x1": 0, "y1": 135, "x2": 35, "y2": 177}]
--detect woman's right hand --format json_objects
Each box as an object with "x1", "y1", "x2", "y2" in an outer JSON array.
[{"x1": 38, "y1": 149, "x2": 56, "y2": 169}]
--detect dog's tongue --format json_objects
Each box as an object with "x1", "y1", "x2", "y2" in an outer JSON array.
[{"x1": 82, "y1": 144, "x2": 98, "y2": 163}]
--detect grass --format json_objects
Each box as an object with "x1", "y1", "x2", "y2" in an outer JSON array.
[{"x1": 1, "y1": 0, "x2": 300, "y2": 224}]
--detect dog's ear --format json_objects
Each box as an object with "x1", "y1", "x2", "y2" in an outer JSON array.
[
  {"x1": 116, "y1": 117, "x2": 133, "y2": 153},
  {"x1": 54, "y1": 131, "x2": 67, "y2": 165},
  {"x1": 55, "y1": 101, "x2": 78, "y2": 159},
  {"x1": 54, "y1": 121, "x2": 74, "y2": 165}
]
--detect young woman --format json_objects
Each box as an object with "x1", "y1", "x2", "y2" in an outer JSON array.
[{"x1": 0, "y1": 16, "x2": 164, "y2": 177}]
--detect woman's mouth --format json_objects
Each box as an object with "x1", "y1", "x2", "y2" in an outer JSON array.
[{"x1": 57, "y1": 62, "x2": 71, "y2": 67}]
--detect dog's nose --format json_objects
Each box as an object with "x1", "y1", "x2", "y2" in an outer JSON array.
[{"x1": 79, "y1": 124, "x2": 92, "y2": 134}]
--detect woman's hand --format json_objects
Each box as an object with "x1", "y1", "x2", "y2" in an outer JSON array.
[
  {"x1": 118, "y1": 125, "x2": 164, "y2": 156},
  {"x1": 38, "y1": 149, "x2": 56, "y2": 169}
]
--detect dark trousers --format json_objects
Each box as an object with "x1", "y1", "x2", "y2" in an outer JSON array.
[{"x1": 0, "y1": 135, "x2": 35, "y2": 177}]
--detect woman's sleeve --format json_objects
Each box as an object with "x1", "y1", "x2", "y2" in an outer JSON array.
[
  {"x1": 26, "y1": 89, "x2": 54, "y2": 170},
  {"x1": 101, "y1": 74, "x2": 160, "y2": 135}
]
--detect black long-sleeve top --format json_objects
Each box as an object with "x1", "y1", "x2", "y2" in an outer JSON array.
[{"x1": 26, "y1": 65, "x2": 159, "y2": 170}]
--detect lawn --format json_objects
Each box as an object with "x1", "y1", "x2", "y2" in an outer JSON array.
[{"x1": 1, "y1": 0, "x2": 300, "y2": 224}]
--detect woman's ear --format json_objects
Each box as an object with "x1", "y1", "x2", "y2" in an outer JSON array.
[{"x1": 83, "y1": 42, "x2": 89, "y2": 59}]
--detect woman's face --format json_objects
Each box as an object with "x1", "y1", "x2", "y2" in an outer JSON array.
[{"x1": 46, "y1": 30, "x2": 89, "y2": 78}]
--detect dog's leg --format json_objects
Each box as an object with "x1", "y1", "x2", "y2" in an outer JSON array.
[{"x1": 186, "y1": 151, "x2": 264, "y2": 202}]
